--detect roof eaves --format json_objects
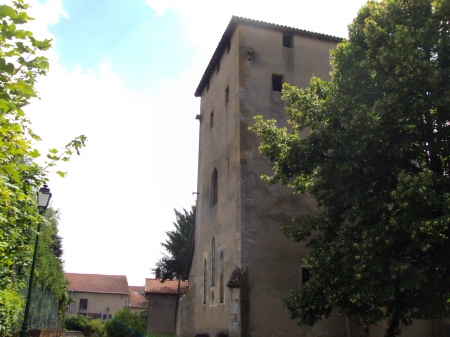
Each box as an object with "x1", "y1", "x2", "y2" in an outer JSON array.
[
  {"x1": 147, "y1": 291, "x2": 178, "y2": 296},
  {"x1": 194, "y1": 16, "x2": 342, "y2": 97},
  {"x1": 68, "y1": 290, "x2": 130, "y2": 295}
]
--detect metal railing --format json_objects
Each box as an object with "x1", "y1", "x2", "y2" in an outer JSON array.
[{"x1": 20, "y1": 283, "x2": 62, "y2": 330}]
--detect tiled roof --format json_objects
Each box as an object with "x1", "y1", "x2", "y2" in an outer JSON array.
[
  {"x1": 129, "y1": 286, "x2": 147, "y2": 308},
  {"x1": 145, "y1": 278, "x2": 189, "y2": 295},
  {"x1": 65, "y1": 273, "x2": 129, "y2": 294},
  {"x1": 194, "y1": 16, "x2": 342, "y2": 97}
]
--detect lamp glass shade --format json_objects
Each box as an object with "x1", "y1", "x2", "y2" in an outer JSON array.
[{"x1": 37, "y1": 185, "x2": 52, "y2": 211}]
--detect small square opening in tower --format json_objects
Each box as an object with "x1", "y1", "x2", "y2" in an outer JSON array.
[
  {"x1": 272, "y1": 74, "x2": 283, "y2": 92},
  {"x1": 301, "y1": 267, "x2": 311, "y2": 285},
  {"x1": 225, "y1": 86, "x2": 229, "y2": 106},
  {"x1": 283, "y1": 33, "x2": 293, "y2": 48}
]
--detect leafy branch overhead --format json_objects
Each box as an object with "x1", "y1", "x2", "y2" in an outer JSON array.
[
  {"x1": 251, "y1": 1, "x2": 450, "y2": 336},
  {"x1": 0, "y1": 1, "x2": 87, "y2": 335}
]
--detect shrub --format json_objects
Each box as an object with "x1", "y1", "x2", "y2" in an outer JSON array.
[
  {"x1": 65, "y1": 315, "x2": 105, "y2": 336},
  {"x1": 104, "y1": 307, "x2": 146, "y2": 337}
]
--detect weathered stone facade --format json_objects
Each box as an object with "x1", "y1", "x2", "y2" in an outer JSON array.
[{"x1": 177, "y1": 16, "x2": 450, "y2": 337}]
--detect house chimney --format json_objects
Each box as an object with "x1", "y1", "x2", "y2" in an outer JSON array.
[{"x1": 155, "y1": 267, "x2": 161, "y2": 279}]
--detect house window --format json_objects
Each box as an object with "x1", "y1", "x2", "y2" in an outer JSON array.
[
  {"x1": 219, "y1": 251, "x2": 224, "y2": 304},
  {"x1": 272, "y1": 74, "x2": 283, "y2": 92},
  {"x1": 203, "y1": 259, "x2": 207, "y2": 305},
  {"x1": 79, "y1": 299, "x2": 88, "y2": 310},
  {"x1": 210, "y1": 168, "x2": 218, "y2": 208},
  {"x1": 103, "y1": 314, "x2": 106, "y2": 320},
  {"x1": 225, "y1": 86, "x2": 229, "y2": 106},
  {"x1": 210, "y1": 111, "x2": 214, "y2": 129},
  {"x1": 283, "y1": 33, "x2": 293, "y2": 48},
  {"x1": 211, "y1": 237, "x2": 216, "y2": 287}
]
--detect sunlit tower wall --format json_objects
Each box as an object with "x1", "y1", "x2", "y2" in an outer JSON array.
[{"x1": 184, "y1": 16, "x2": 347, "y2": 337}]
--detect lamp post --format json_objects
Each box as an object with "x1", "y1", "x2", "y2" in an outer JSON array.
[{"x1": 20, "y1": 184, "x2": 52, "y2": 337}]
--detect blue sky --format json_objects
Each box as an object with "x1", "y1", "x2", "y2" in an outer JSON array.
[
  {"x1": 13, "y1": 0, "x2": 369, "y2": 286},
  {"x1": 48, "y1": 0, "x2": 194, "y2": 91}
]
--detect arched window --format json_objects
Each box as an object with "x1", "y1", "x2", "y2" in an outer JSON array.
[
  {"x1": 219, "y1": 251, "x2": 224, "y2": 304},
  {"x1": 211, "y1": 237, "x2": 216, "y2": 287},
  {"x1": 210, "y1": 168, "x2": 218, "y2": 208},
  {"x1": 203, "y1": 259, "x2": 207, "y2": 305}
]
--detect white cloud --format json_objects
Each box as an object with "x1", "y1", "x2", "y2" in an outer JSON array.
[
  {"x1": 27, "y1": 35, "x2": 200, "y2": 286},
  {"x1": 26, "y1": 0, "x2": 67, "y2": 40}
]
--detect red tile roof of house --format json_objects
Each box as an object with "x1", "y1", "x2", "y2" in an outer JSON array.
[
  {"x1": 65, "y1": 273, "x2": 129, "y2": 295},
  {"x1": 145, "y1": 278, "x2": 189, "y2": 295},
  {"x1": 129, "y1": 286, "x2": 147, "y2": 308}
]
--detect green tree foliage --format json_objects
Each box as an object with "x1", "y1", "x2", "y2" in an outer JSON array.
[
  {"x1": 104, "y1": 307, "x2": 147, "y2": 337},
  {"x1": 0, "y1": 284, "x2": 24, "y2": 336},
  {"x1": 0, "y1": 1, "x2": 86, "y2": 334},
  {"x1": 157, "y1": 205, "x2": 196, "y2": 280},
  {"x1": 251, "y1": 1, "x2": 450, "y2": 336}
]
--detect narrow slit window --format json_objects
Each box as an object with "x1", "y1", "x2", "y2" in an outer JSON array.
[
  {"x1": 210, "y1": 168, "x2": 218, "y2": 208},
  {"x1": 283, "y1": 33, "x2": 293, "y2": 48},
  {"x1": 225, "y1": 86, "x2": 229, "y2": 106},
  {"x1": 219, "y1": 251, "x2": 224, "y2": 304},
  {"x1": 272, "y1": 74, "x2": 283, "y2": 92},
  {"x1": 226, "y1": 39, "x2": 231, "y2": 54},
  {"x1": 203, "y1": 259, "x2": 207, "y2": 304},
  {"x1": 217, "y1": 63, "x2": 220, "y2": 74},
  {"x1": 210, "y1": 111, "x2": 214, "y2": 129},
  {"x1": 211, "y1": 237, "x2": 216, "y2": 287}
]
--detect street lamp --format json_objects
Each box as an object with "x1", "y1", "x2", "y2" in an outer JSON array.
[
  {"x1": 20, "y1": 184, "x2": 52, "y2": 337},
  {"x1": 37, "y1": 184, "x2": 52, "y2": 214}
]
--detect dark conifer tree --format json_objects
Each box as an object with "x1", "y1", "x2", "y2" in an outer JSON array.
[{"x1": 157, "y1": 205, "x2": 196, "y2": 280}]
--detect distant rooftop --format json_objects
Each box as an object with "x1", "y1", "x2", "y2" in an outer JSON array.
[
  {"x1": 65, "y1": 273, "x2": 129, "y2": 295},
  {"x1": 145, "y1": 278, "x2": 189, "y2": 296},
  {"x1": 194, "y1": 16, "x2": 342, "y2": 97},
  {"x1": 129, "y1": 285, "x2": 147, "y2": 308}
]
